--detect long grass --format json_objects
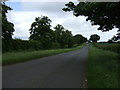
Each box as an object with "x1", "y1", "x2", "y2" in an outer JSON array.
[
  {"x1": 2, "y1": 44, "x2": 84, "y2": 65},
  {"x1": 87, "y1": 45, "x2": 119, "y2": 88}
]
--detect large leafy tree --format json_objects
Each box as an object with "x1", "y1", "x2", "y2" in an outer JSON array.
[
  {"x1": 89, "y1": 34, "x2": 100, "y2": 42},
  {"x1": 62, "y1": 30, "x2": 74, "y2": 48},
  {"x1": 29, "y1": 16, "x2": 53, "y2": 49},
  {"x1": 29, "y1": 16, "x2": 52, "y2": 40},
  {"x1": 54, "y1": 24, "x2": 65, "y2": 44},
  {"x1": 63, "y1": 2, "x2": 120, "y2": 32},
  {"x1": 54, "y1": 24, "x2": 74, "y2": 48},
  {"x1": 73, "y1": 34, "x2": 87, "y2": 45},
  {"x1": 1, "y1": 1, "x2": 14, "y2": 40}
]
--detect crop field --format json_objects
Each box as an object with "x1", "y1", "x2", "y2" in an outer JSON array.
[{"x1": 94, "y1": 42, "x2": 120, "y2": 53}]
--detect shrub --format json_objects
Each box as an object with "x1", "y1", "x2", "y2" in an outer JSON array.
[{"x1": 2, "y1": 39, "x2": 43, "y2": 52}]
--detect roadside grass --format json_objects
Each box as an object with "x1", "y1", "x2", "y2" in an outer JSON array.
[
  {"x1": 88, "y1": 45, "x2": 119, "y2": 88},
  {"x1": 2, "y1": 44, "x2": 85, "y2": 65}
]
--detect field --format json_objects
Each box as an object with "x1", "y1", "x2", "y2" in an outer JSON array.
[
  {"x1": 94, "y1": 42, "x2": 120, "y2": 53},
  {"x1": 87, "y1": 43, "x2": 119, "y2": 88},
  {"x1": 2, "y1": 44, "x2": 84, "y2": 65}
]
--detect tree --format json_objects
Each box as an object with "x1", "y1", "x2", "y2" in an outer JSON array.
[
  {"x1": 29, "y1": 16, "x2": 53, "y2": 49},
  {"x1": 63, "y1": 2, "x2": 120, "y2": 32},
  {"x1": 116, "y1": 30, "x2": 120, "y2": 42},
  {"x1": 89, "y1": 34, "x2": 100, "y2": 42},
  {"x1": 29, "y1": 16, "x2": 52, "y2": 40},
  {"x1": 110, "y1": 33, "x2": 120, "y2": 42},
  {"x1": 62, "y1": 30, "x2": 74, "y2": 48},
  {"x1": 73, "y1": 34, "x2": 87, "y2": 45},
  {"x1": 54, "y1": 24, "x2": 74, "y2": 48},
  {"x1": 108, "y1": 30, "x2": 120, "y2": 42},
  {"x1": 1, "y1": 2, "x2": 15, "y2": 40},
  {"x1": 108, "y1": 39, "x2": 113, "y2": 43},
  {"x1": 54, "y1": 24, "x2": 64, "y2": 44}
]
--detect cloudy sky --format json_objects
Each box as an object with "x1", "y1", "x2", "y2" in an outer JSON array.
[{"x1": 6, "y1": 0, "x2": 118, "y2": 42}]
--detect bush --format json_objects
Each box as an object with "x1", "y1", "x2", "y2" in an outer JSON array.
[
  {"x1": 2, "y1": 38, "x2": 83, "y2": 53},
  {"x1": 28, "y1": 40, "x2": 43, "y2": 50},
  {"x1": 2, "y1": 39, "x2": 43, "y2": 52},
  {"x1": 51, "y1": 42, "x2": 60, "y2": 49}
]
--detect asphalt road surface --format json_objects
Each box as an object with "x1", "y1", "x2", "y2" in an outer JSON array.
[{"x1": 3, "y1": 43, "x2": 89, "y2": 88}]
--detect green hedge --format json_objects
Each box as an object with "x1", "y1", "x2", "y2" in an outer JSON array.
[
  {"x1": 2, "y1": 39, "x2": 43, "y2": 52},
  {"x1": 2, "y1": 39, "x2": 86, "y2": 53},
  {"x1": 2, "y1": 39, "x2": 64, "y2": 53}
]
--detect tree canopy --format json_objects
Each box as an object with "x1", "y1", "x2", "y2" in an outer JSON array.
[
  {"x1": 89, "y1": 34, "x2": 100, "y2": 42},
  {"x1": 29, "y1": 17, "x2": 87, "y2": 49},
  {"x1": 108, "y1": 30, "x2": 120, "y2": 42},
  {"x1": 54, "y1": 24, "x2": 74, "y2": 48},
  {"x1": 1, "y1": 2, "x2": 15, "y2": 40},
  {"x1": 63, "y1": 2, "x2": 120, "y2": 32},
  {"x1": 73, "y1": 34, "x2": 87, "y2": 45},
  {"x1": 29, "y1": 16, "x2": 52, "y2": 40},
  {"x1": 29, "y1": 16, "x2": 54, "y2": 49}
]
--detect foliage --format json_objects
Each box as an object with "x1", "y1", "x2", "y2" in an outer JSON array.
[
  {"x1": 29, "y1": 16, "x2": 55, "y2": 49},
  {"x1": 89, "y1": 34, "x2": 100, "y2": 42},
  {"x1": 29, "y1": 19, "x2": 87, "y2": 49},
  {"x1": 1, "y1": 2, "x2": 14, "y2": 39},
  {"x1": 116, "y1": 30, "x2": 120, "y2": 41},
  {"x1": 2, "y1": 14, "x2": 87, "y2": 52},
  {"x1": 54, "y1": 24, "x2": 74, "y2": 48},
  {"x1": 108, "y1": 30, "x2": 120, "y2": 42},
  {"x1": 54, "y1": 24, "x2": 65, "y2": 44},
  {"x1": 29, "y1": 16, "x2": 52, "y2": 40},
  {"x1": 63, "y1": 2, "x2": 120, "y2": 32},
  {"x1": 3, "y1": 23, "x2": 87, "y2": 53},
  {"x1": 73, "y1": 34, "x2": 87, "y2": 45},
  {"x1": 2, "y1": 39, "x2": 43, "y2": 52}
]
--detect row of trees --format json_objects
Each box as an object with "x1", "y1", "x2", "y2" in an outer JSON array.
[
  {"x1": 3, "y1": 1, "x2": 113, "y2": 52},
  {"x1": 29, "y1": 16, "x2": 87, "y2": 49},
  {"x1": 1, "y1": 2, "x2": 87, "y2": 52}
]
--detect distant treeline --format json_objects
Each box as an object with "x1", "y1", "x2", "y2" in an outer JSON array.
[
  {"x1": 2, "y1": 15, "x2": 87, "y2": 53},
  {"x1": 2, "y1": 33, "x2": 87, "y2": 53}
]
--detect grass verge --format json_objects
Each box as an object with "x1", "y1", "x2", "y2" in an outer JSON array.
[
  {"x1": 87, "y1": 45, "x2": 119, "y2": 88},
  {"x1": 2, "y1": 44, "x2": 85, "y2": 65}
]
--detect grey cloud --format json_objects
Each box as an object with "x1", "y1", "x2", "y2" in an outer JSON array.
[
  {"x1": 21, "y1": 2, "x2": 73, "y2": 20},
  {"x1": 21, "y1": 2, "x2": 66, "y2": 13},
  {"x1": 62, "y1": 16, "x2": 99, "y2": 33}
]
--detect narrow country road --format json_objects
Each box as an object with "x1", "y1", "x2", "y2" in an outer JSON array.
[{"x1": 3, "y1": 43, "x2": 89, "y2": 88}]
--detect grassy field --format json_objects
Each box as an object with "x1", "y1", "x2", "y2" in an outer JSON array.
[
  {"x1": 87, "y1": 45, "x2": 119, "y2": 88},
  {"x1": 94, "y1": 42, "x2": 120, "y2": 53},
  {"x1": 2, "y1": 44, "x2": 84, "y2": 65}
]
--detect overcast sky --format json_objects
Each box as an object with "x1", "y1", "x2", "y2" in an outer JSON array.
[{"x1": 6, "y1": 0, "x2": 118, "y2": 42}]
